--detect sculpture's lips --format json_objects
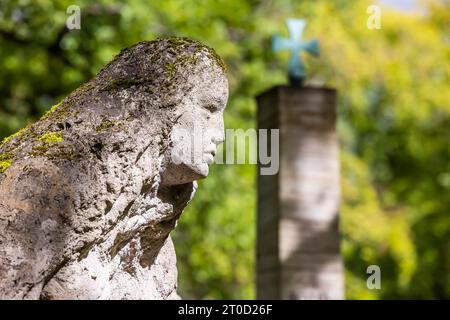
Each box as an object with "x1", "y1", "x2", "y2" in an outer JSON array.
[
  {"x1": 204, "y1": 152, "x2": 215, "y2": 165},
  {"x1": 204, "y1": 148, "x2": 216, "y2": 157}
]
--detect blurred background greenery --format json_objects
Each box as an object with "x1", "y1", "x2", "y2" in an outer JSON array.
[{"x1": 0, "y1": 0, "x2": 449, "y2": 299}]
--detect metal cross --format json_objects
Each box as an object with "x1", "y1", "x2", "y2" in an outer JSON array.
[{"x1": 272, "y1": 19, "x2": 319, "y2": 85}]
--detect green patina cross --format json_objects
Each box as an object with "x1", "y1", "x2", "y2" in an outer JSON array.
[{"x1": 272, "y1": 19, "x2": 319, "y2": 85}]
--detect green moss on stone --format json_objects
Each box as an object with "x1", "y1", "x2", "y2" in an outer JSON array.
[
  {"x1": 30, "y1": 144, "x2": 51, "y2": 156},
  {"x1": 96, "y1": 119, "x2": 118, "y2": 131},
  {"x1": 0, "y1": 124, "x2": 37, "y2": 156},
  {"x1": 38, "y1": 131, "x2": 63, "y2": 143},
  {"x1": 163, "y1": 36, "x2": 227, "y2": 72},
  {"x1": 205, "y1": 46, "x2": 227, "y2": 72},
  {"x1": 165, "y1": 37, "x2": 192, "y2": 48},
  {"x1": 0, "y1": 153, "x2": 14, "y2": 174},
  {"x1": 166, "y1": 62, "x2": 176, "y2": 75},
  {"x1": 29, "y1": 144, "x2": 74, "y2": 161},
  {"x1": 1, "y1": 127, "x2": 27, "y2": 147},
  {"x1": 29, "y1": 134, "x2": 65, "y2": 157},
  {"x1": 40, "y1": 101, "x2": 63, "y2": 120},
  {"x1": 177, "y1": 54, "x2": 200, "y2": 68}
]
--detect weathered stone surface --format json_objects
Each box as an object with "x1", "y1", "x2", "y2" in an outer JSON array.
[{"x1": 0, "y1": 37, "x2": 228, "y2": 299}]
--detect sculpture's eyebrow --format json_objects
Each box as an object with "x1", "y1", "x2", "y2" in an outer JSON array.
[
  {"x1": 200, "y1": 96, "x2": 226, "y2": 109},
  {"x1": 217, "y1": 97, "x2": 227, "y2": 108},
  {"x1": 213, "y1": 98, "x2": 226, "y2": 110}
]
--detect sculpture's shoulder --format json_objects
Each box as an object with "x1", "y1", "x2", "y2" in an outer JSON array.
[
  {"x1": 0, "y1": 157, "x2": 75, "y2": 299},
  {"x1": 0, "y1": 157, "x2": 75, "y2": 216}
]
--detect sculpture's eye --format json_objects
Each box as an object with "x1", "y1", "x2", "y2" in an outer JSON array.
[{"x1": 204, "y1": 104, "x2": 218, "y2": 113}]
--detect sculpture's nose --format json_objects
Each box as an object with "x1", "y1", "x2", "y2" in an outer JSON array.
[
  {"x1": 214, "y1": 125, "x2": 225, "y2": 145},
  {"x1": 211, "y1": 116, "x2": 225, "y2": 145},
  {"x1": 213, "y1": 134, "x2": 224, "y2": 145}
]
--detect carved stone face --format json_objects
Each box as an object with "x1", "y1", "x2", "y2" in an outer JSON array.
[{"x1": 161, "y1": 65, "x2": 228, "y2": 186}]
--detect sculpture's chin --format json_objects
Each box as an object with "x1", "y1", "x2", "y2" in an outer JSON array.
[
  {"x1": 161, "y1": 162, "x2": 210, "y2": 186},
  {"x1": 190, "y1": 162, "x2": 209, "y2": 179}
]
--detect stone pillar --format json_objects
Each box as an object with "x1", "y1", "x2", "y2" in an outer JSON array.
[{"x1": 256, "y1": 85, "x2": 344, "y2": 300}]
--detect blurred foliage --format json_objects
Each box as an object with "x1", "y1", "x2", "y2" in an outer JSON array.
[{"x1": 0, "y1": 0, "x2": 449, "y2": 299}]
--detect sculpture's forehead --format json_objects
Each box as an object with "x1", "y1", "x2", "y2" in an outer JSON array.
[{"x1": 192, "y1": 71, "x2": 228, "y2": 106}]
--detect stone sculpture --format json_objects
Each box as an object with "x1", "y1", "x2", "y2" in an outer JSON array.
[{"x1": 0, "y1": 37, "x2": 228, "y2": 299}]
